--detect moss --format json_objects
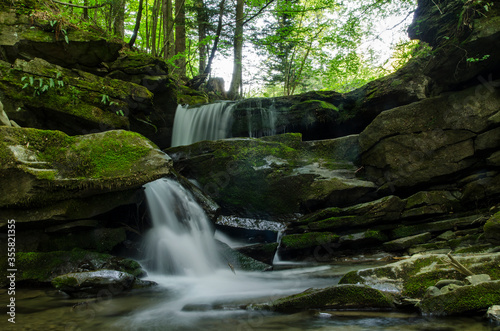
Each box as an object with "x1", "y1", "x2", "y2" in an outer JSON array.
[
  {"x1": 281, "y1": 232, "x2": 340, "y2": 250},
  {"x1": 269, "y1": 285, "x2": 394, "y2": 312},
  {"x1": 307, "y1": 216, "x2": 357, "y2": 230}
]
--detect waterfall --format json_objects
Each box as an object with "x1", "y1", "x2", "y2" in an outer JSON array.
[
  {"x1": 143, "y1": 178, "x2": 223, "y2": 275},
  {"x1": 171, "y1": 102, "x2": 236, "y2": 147},
  {"x1": 171, "y1": 99, "x2": 280, "y2": 147}
]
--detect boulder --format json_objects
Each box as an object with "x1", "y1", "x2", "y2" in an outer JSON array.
[
  {"x1": 383, "y1": 232, "x2": 433, "y2": 252},
  {"x1": 487, "y1": 305, "x2": 500, "y2": 322},
  {"x1": 166, "y1": 133, "x2": 376, "y2": 218},
  {"x1": 258, "y1": 284, "x2": 395, "y2": 313},
  {"x1": 51, "y1": 270, "x2": 138, "y2": 298},
  {"x1": 0, "y1": 127, "x2": 171, "y2": 223},
  {"x1": 418, "y1": 280, "x2": 500, "y2": 316},
  {"x1": 0, "y1": 250, "x2": 146, "y2": 287}
]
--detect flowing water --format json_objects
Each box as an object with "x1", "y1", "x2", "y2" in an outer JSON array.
[
  {"x1": 2, "y1": 178, "x2": 497, "y2": 330},
  {"x1": 171, "y1": 100, "x2": 279, "y2": 147}
]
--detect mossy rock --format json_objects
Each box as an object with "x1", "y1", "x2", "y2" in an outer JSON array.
[
  {"x1": 0, "y1": 127, "x2": 171, "y2": 218},
  {"x1": 261, "y1": 284, "x2": 395, "y2": 313},
  {"x1": 51, "y1": 270, "x2": 137, "y2": 298},
  {"x1": 166, "y1": 133, "x2": 375, "y2": 217},
  {"x1": 216, "y1": 241, "x2": 270, "y2": 271},
  {"x1": 339, "y1": 253, "x2": 500, "y2": 299},
  {"x1": 484, "y1": 211, "x2": 500, "y2": 243},
  {"x1": 418, "y1": 280, "x2": 500, "y2": 315},
  {"x1": 0, "y1": 250, "x2": 146, "y2": 287}
]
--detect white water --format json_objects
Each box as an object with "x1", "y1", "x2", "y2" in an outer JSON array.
[
  {"x1": 171, "y1": 102, "x2": 236, "y2": 147},
  {"x1": 135, "y1": 178, "x2": 337, "y2": 329},
  {"x1": 143, "y1": 178, "x2": 223, "y2": 275},
  {"x1": 171, "y1": 100, "x2": 279, "y2": 147}
]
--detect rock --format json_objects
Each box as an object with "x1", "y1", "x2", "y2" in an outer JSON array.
[
  {"x1": 260, "y1": 284, "x2": 395, "y2": 313},
  {"x1": 339, "y1": 253, "x2": 500, "y2": 299},
  {"x1": 0, "y1": 250, "x2": 146, "y2": 287},
  {"x1": 301, "y1": 134, "x2": 360, "y2": 163},
  {"x1": 391, "y1": 215, "x2": 482, "y2": 239},
  {"x1": 51, "y1": 270, "x2": 136, "y2": 298},
  {"x1": 424, "y1": 286, "x2": 441, "y2": 298},
  {"x1": 466, "y1": 274, "x2": 491, "y2": 285},
  {"x1": 0, "y1": 99, "x2": 11, "y2": 126},
  {"x1": 435, "y1": 279, "x2": 466, "y2": 289},
  {"x1": 383, "y1": 232, "x2": 433, "y2": 252},
  {"x1": 402, "y1": 191, "x2": 460, "y2": 219},
  {"x1": 487, "y1": 305, "x2": 500, "y2": 322},
  {"x1": 439, "y1": 284, "x2": 462, "y2": 295},
  {"x1": 0, "y1": 58, "x2": 154, "y2": 136},
  {"x1": 436, "y1": 231, "x2": 456, "y2": 241},
  {"x1": 278, "y1": 232, "x2": 339, "y2": 261},
  {"x1": 418, "y1": 280, "x2": 500, "y2": 316},
  {"x1": 359, "y1": 83, "x2": 500, "y2": 191},
  {"x1": 0, "y1": 127, "x2": 171, "y2": 223},
  {"x1": 216, "y1": 240, "x2": 271, "y2": 272},
  {"x1": 339, "y1": 230, "x2": 388, "y2": 246},
  {"x1": 236, "y1": 243, "x2": 278, "y2": 265},
  {"x1": 484, "y1": 212, "x2": 500, "y2": 243},
  {"x1": 166, "y1": 133, "x2": 376, "y2": 218}
]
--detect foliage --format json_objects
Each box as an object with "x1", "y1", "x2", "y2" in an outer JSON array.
[{"x1": 21, "y1": 71, "x2": 64, "y2": 96}]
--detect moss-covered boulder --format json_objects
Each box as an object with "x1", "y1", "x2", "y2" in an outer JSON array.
[
  {"x1": 258, "y1": 284, "x2": 395, "y2": 313},
  {"x1": 339, "y1": 253, "x2": 500, "y2": 299},
  {"x1": 0, "y1": 250, "x2": 146, "y2": 287},
  {"x1": 216, "y1": 241, "x2": 271, "y2": 271},
  {"x1": 0, "y1": 127, "x2": 171, "y2": 223},
  {"x1": 166, "y1": 133, "x2": 376, "y2": 218},
  {"x1": 418, "y1": 280, "x2": 500, "y2": 316},
  {"x1": 51, "y1": 270, "x2": 141, "y2": 298}
]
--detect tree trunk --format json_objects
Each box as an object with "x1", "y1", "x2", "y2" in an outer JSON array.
[
  {"x1": 129, "y1": 0, "x2": 144, "y2": 48},
  {"x1": 83, "y1": 0, "x2": 88, "y2": 19},
  {"x1": 163, "y1": 0, "x2": 174, "y2": 60},
  {"x1": 228, "y1": 0, "x2": 244, "y2": 99},
  {"x1": 113, "y1": 0, "x2": 125, "y2": 39},
  {"x1": 196, "y1": 0, "x2": 208, "y2": 74},
  {"x1": 175, "y1": 0, "x2": 186, "y2": 79}
]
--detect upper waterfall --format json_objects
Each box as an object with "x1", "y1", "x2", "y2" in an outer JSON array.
[{"x1": 171, "y1": 102, "x2": 236, "y2": 147}]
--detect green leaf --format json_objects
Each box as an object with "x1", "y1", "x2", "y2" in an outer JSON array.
[
  {"x1": 49, "y1": 78, "x2": 55, "y2": 88},
  {"x1": 22, "y1": 83, "x2": 29, "y2": 89},
  {"x1": 29, "y1": 76, "x2": 34, "y2": 85}
]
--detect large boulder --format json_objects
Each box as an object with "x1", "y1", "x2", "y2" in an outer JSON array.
[
  {"x1": 256, "y1": 284, "x2": 395, "y2": 313},
  {"x1": 166, "y1": 133, "x2": 376, "y2": 218},
  {"x1": 0, "y1": 127, "x2": 171, "y2": 224}
]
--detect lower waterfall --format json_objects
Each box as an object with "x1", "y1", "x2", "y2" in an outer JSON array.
[{"x1": 143, "y1": 178, "x2": 223, "y2": 275}]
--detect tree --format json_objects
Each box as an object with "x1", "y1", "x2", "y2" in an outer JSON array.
[
  {"x1": 228, "y1": 0, "x2": 244, "y2": 99},
  {"x1": 174, "y1": 0, "x2": 187, "y2": 79}
]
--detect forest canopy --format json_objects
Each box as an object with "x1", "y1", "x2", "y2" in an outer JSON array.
[{"x1": 36, "y1": 0, "x2": 421, "y2": 98}]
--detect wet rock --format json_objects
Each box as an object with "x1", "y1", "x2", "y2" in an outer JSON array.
[
  {"x1": 487, "y1": 305, "x2": 500, "y2": 322},
  {"x1": 418, "y1": 280, "x2": 500, "y2": 316},
  {"x1": 390, "y1": 215, "x2": 483, "y2": 239},
  {"x1": 51, "y1": 270, "x2": 136, "y2": 298},
  {"x1": 402, "y1": 191, "x2": 460, "y2": 219},
  {"x1": 435, "y1": 279, "x2": 466, "y2": 289},
  {"x1": 259, "y1": 284, "x2": 395, "y2": 313},
  {"x1": 216, "y1": 240, "x2": 271, "y2": 272},
  {"x1": 236, "y1": 243, "x2": 278, "y2": 265},
  {"x1": 0, "y1": 250, "x2": 146, "y2": 287},
  {"x1": 278, "y1": 232, "x2": 339, "y2": 261}
]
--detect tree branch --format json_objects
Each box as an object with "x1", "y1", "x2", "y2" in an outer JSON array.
[{"x1": 242, "y1": 0, "x2": 276, "y2": 26}]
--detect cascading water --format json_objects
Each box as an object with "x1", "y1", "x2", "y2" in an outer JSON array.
[
  {"x1": 171, "y1": 99, "x2": 279, "y2": 147},
  {"x1": 143, "y1": 178, "x2": 223, "y2": 275},
  {"x1": 171, "y1": 102, "x2": 236, "y2": 147}
]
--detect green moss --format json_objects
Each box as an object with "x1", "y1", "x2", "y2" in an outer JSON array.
[
  {"x1": 307, "y1": 216, "x2": 357, "y2": 230},
  {"x1": 281, "y1": 232, "x2": 340, "y2": 250}
]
